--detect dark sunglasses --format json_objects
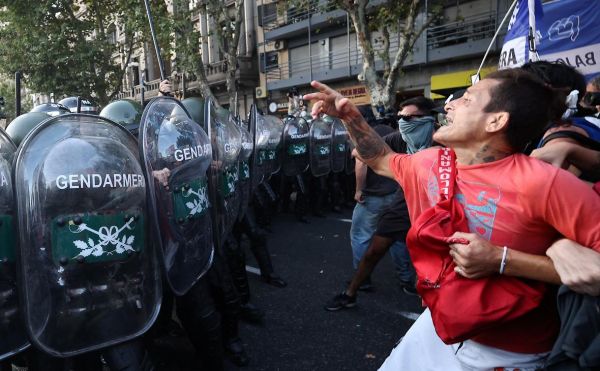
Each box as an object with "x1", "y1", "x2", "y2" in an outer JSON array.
[{"x1": 398, "y1": 114, "x2": 425, "y2": 121}]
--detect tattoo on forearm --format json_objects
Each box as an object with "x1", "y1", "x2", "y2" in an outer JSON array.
[{"x1": 344, "y1": 116, "x2": 390, "y2": 161}]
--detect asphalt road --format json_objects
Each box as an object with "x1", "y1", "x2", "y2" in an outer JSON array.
[{"x1": 234, "y1": 208, "x2": 424, "y2": 371}]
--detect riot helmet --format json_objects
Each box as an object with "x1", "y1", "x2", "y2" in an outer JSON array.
[
  {"x1": 30, "y1": 103, "x2": 70, "y2": 116},
  {"x1": 181, "y1": 97, "x2": 205, "y2": 127},
  {"x1": 5, "y1": 112, "x2": 51, "y2": 147},
  {"x1": 100, "y1": 99, "x2": 143, "y2": 135},
  {"x1": 58, "y1": 97, "x2": 100, "y2": 115}
]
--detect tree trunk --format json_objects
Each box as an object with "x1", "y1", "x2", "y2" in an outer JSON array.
[{"x1": 337, "y1": 0, "x2": 427, "y2": 114}]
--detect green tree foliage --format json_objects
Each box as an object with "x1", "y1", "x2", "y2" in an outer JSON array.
[
  {"x1": 285, "y1": 0, "x2": 441, "y2": 112},
  {"x1": 171, "y1": 0, "x2": 218, "y2": 103},
  {"x1": 0, "y1": 75, "x2": 32, "y2": 123},
  {"x1": 0, "y1": 0, "x2": 172, "y2": 107}
]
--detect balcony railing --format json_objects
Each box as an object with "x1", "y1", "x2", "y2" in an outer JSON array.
[
  {"x1": 265, "y1": 32, "x2": 401, "y2": 83},
  {"x1": 262, "y1": 1, "x2": 337, "y2": 31},
  {"x1": 116, "y1": 58, "x2": 254, "y2": 100},
  {"x1": 427, "y1": 12, "x2": 497, "y2": 50},
  {"x1": 265, "y1": 9, "x2": 503, "y2": 85}
]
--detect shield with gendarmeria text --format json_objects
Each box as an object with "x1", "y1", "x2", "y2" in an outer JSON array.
[
  {"x1": 0, "y1": 128, "x2": 30, "y2": 361},
  {"x1": 203, "y1": 99, "x2": 242, "y2": 249},
  {"x1": 309, "y1": 116, "x2": 333, "y2": 177},
  {"x1": 281, "y1": 116, "x2": 309, "y2": 177},
  {"x1": 14, "y1": 114, "x2": 161, "y2": 357},
  {"x1": 139, "y1": 97, "x2": 215, "y2": 296}
]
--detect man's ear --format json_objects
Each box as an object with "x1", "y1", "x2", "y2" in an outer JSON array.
[{"x1": 486, "y1": 112, "x2": 509, "y2": 134}]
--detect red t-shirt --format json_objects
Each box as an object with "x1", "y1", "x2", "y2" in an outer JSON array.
[{"x1": 389, "y1": 148, "x2": 600, "y2": 353}]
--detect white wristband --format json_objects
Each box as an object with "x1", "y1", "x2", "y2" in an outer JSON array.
[{"x1": 499, "y1": 246, "x2": 508, "y2": 275}]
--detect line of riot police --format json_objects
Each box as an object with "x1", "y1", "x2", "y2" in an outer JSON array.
[{"x1": 0, "y1": 93, "x2": 354, "y2": 371}]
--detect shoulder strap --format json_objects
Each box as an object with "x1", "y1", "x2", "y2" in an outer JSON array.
[
  {"x1": 437, "y1": 148, "x2": 457, "y2": 200},
  {"x1": 540, "y1": 131, "x2": 600, "y2": 151}
]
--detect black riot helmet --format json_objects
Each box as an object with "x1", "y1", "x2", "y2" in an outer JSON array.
[
  {"x1": 58, "y1": 97, "x2": 100, "y2": 115},
  {"x1": 181, "y1": 97, "x2": 205, "y2": 127},
  {"x1": 100, "y1": 99, "x2": 143, "y2": 136},
  {"x1": 5, "y1": 112, "x2": 51, "y2": 147},
  {"x1": 30, "y1": 103, "x2": 70, "y2": 117}
]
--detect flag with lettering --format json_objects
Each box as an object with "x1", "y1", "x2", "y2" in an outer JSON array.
[
  {"x1": 499, "y1": 0, "x2": 543, "y2": 70},
  {"x1": 499, "y1": 0, "x2": 600, "y2": 81},
  {"x1": 536, "y1": 0, "x2": 600, "y2": 81}
]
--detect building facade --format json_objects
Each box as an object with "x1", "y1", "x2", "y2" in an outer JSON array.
[
  {"x1": 117, "y1": 0, "x2": 259, "y2": 119},
  {"x1": 256, "y1": 0, "x2": 511, "y2": 114}
]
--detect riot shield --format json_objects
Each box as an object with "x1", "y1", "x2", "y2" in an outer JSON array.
[
  {"x1": 262, "y1": 115, "x2": 283, "y2": 177},
  {"x1": 281, "y1": 116, "x2": 309, "y2": 177},
  {"x1": 331, "y1": 117, "x2": 348, "y2": 173},
  {"x1": 237, "y1": 117, "x2": 253, "y2": 220},
  {"x1": 309, "y1": 116, "x2": 333, "y2": 177},
  {"x1": 139, "y1": 97, "x2": 214, "y2": 296},
  {"x1": 203, "y1": 99, "x2": 242, "y2": 248},
  {"x1": 249, "y1": 105, "x2": 269, "y2": 191},
  {"x1": 0, "y1": 129, "x2": 29, "y2": 361},
  {"x1": 14, "y1": 114, "x2": 162, "y2": 357}
]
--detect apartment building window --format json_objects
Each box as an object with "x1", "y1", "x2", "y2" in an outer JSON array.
[
  {"x1": 331, "y1": 33, "x2": 357, "y2": 69},
  {"x1": 259, "y1": 51, "x2": 279, "y2": 73},
  {"x1": 289, "y1": 44, "x2": 309, "y2": 77},
  {"x1": 257, "y1": 3, "x2": 277, "y2": 27},
  {"x1": 443, "y1": 0, "x2": 478, "y2": 6}
]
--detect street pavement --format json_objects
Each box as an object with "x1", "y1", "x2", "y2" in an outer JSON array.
[{"x1": 234, "y1": 208, "x2": 424, "y2": 371}]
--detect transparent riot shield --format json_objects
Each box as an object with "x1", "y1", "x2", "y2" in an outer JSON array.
[
  {"x1": 281, "y1": 116, "x2": 309, "y2": 177},
  {"x1": 139, "y1": 97, "x2": 214, "y2": 296},
  {"x1": 216, "y1": 107, "x2": 242, "y2": 235},
  {"x1": 0, "y1": 129, "x2": 30, "y2": 361},
  {"x1": 203, "y1": 99, "x2": 242, "y2": 248},
  {"x1": 309, "y1": 116, "x2": 333, "y2": 177},
  {"x1": 249, "y1": 105, "x2": 269, "y2": 191},
  {"x1": 331, "y1": 117, "x2": 349, "y2": 173},
  {"x1": 262, "y1": 115, "x2": 284, "y2": 178},
  {"x1": 237, "y1": 117, "x2": 253, "y2": 220},
  {"x1": 14, "y1": 114, "x2": 162, "y2": 357}
]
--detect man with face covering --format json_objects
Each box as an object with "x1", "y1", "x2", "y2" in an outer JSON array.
[
  {"x1": 326, "y1": 97, "x2": 435, "y2": 310},
  {"x1": 397, "y1": 97, "x2": 437, "y2": 154}
]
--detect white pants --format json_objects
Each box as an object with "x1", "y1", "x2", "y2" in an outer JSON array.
[{"x1": 378, "y1": 309, "x2": 548, "y2": 371}]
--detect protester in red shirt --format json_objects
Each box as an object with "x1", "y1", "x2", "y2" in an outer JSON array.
[{"x1": 304, "y1": 69, "x2": 600, "y2": 370}]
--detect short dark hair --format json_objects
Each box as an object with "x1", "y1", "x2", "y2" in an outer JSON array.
[
  {"x1": 521, "y1": 61, "x2": 587, "y2": 97},
  {"x1": 399, "y1": 96, "x2": 436, "y2": 115},
  {"x1": 483, "y1": 69, "x2": 565, "y2": 151}
]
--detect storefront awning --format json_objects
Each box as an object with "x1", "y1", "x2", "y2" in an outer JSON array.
[{"x1": 430, "y1": 66, "x2": 497, "y2": 97}]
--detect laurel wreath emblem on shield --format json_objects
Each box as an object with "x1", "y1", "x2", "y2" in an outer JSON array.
[
  {"x1": 288, "y1": 144, "x2": 307, "y2": 155},
  {"x1": 70, "y1": 217, "x2": 136, "y2": 258},
  {"x1": 241, "y1": 162, "x2": 250, "y2": 180},
  {"x1": 318, "y1": 145, "x2": 330, "y2": 155},
  {"x1": 225, "y1": 166, "x2": 239, "y2": 194},
  {"x1": 183, "y1": 183, "x2": 210, "y2": 216}
]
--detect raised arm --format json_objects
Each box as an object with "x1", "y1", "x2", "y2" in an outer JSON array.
[{"x1": 303, "y1": 81, "x2": 395, "y2": 178}]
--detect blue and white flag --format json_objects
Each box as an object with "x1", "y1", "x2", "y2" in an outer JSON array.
[
  {"x1": 499, "y1": 0, "x2": 543, "y2": 70},
  {"x1": 537, "y1": 0, "x2": 600, "y2": 80},
  {"x1": 499, "y1": 0, "x2": 600, "y2": 80}
]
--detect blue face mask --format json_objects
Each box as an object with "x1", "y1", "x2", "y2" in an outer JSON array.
[{"x1": 398, "y1": 116, "x2": 435, "y2": 154}]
